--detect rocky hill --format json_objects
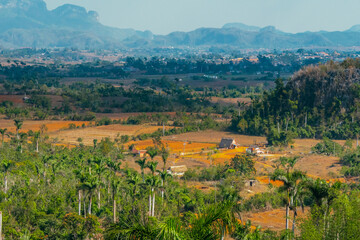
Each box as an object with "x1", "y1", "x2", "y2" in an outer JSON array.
[{"x1": 1, "y1": 0, "x2": 360, "y2": 49}]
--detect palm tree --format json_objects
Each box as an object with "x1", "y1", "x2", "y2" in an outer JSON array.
[
  {"x1": 146, "y1": 175, "x2": 160, "y2": 217},
  {"x1": 111, "y1": 178, "x2": 122, "y2": 223},
  {"x1": 237, "y1": 101, "x2": 246, "y2": 117},
  {"x1": 0, "y1": 128, "x2": 7, "y2": 147},
  {"x1": 156, "y1": 217, "x2": 185, "y2": 240},
  {"x1": 146, "y1": 146, "x2": 159, "y2": 161},
  {"x1": 93, "y1": 157, "x2": 106, "y2": 209},
  {"x1": 135, "y1": 158, "x2": 147, "y2": 182},
  {"x1": 83, "y1": 175, "x2": 99, "y2": 215},
  {"x1": 106, "y1": 159, "x2": 122, "y2": 223},
  {"x1": 145, "y1": 161, "x2": 160, "y2": 217},
  {"x1": 306, "y1": 179, "x2": 339, "y2": 237},
  {"x1": 18, "y1": 132, "x2": 28, "y2": 153},
  {"x1": 104, "y1": 215, "x2": 157, "y2": 240},
  {"x1": 126, "y1": 170, "x2": 141, "y2": 198},
  {"x1": 156, "y1": 169, "x2": 172, "y2": 204},
  {"x1": 290, "y1": 179, "x2": 307, "y2": 236},
  {"x1": 188, "y1": 201, "x2": 236, "y2": 240},
  {"x1": 146, "y1": 161, "x2": 158, "y2": 176},
  {"x1": 0, "y1": 159, "x2": 14, "y2": 196},
  {"x1": 105, "y1": 201, "x2": 237, "y2": 240},
  {"x1": 41, "y1": 155, "x2": 53, "y2": 183},
  {"x1": 107, "y1": 159, "x2": 121, "y2": 175},
  {"x1": 273, "y1": 166, "x2": 306, "y2": 234},
  {"x1": 74, "y1": 169, "x2": 88, "y2": 216},
  {"x1": 32, "y1": 131, "x2": 41, "y2": 153},
  {"x1": 160, "y1": 148, "x2": 169, "y2": 171},
  {"x1": 49, "y1": 154, "x2": 64, "y2": 183},
  {"x1": 14, "y1": 119, "x2": 23, "y2": 140}
]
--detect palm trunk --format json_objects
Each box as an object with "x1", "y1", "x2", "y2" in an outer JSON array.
[
  {"x1": 78, "y1": 190, "x2": 81, "y2": 215},
  {"x1": 88, "y1": 193, "x2": 92, "y2": 215},
  {"x1": 113, "y1": 191, "x2": 117, "y2": 223},
  {"x1": 161, "y1": 180, "x2": 164, "y2": 204},
  {"x1": 292, "y1": 210, "x2": 297, "y2": 237},
  {"x1": 98, "y1": 188, "x2": 101, "y2": 209},
  {"x1": 149, "y1": 192, "x2": 152, "y2": 216},
  {"x1": 286, "y1": 204, "x2": 289, "y2": 230},
  {"x1": 152, "y1": 188, "x2": 155, "y2": 217},
  {"x1": 4, "y1": 174, "x2": 7, "y2": 195},
  {"x1": 221, "y1": 227, "x2": 225, "y2": 240},
  {"x1": 83, "y1": 191, "x2": 86, "y2": 218},
  {"x1": 36, "y1": 140, "x2": 39, "y2": 153}
]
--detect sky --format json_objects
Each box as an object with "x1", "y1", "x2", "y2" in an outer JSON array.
[{"x1": 44, "y1": 0, "x2": 360, "y2": 35}]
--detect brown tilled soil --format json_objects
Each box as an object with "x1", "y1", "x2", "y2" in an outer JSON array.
[
  {"x1": 244, "y1": 208, "x2": 309, "y2": 232},
  {"x1": 0, "y1": 119, "x2": 88, "y2": 133},
  {"x1": 294, "y1": 155, "x2": 341, "y2": 179}
]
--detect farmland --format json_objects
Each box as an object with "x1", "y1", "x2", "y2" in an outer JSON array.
[
  {"x1": 0, "y1": 118, "x2": 345, "y2": 181},
  {"x1": 0, "y1": 58, "x2": 359, "y2": 239}
]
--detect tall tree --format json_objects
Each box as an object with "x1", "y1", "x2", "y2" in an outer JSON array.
[
  {"x1": 273, "y1": 157, "x2": 306, "y2": 234},
  {"x1": 160, "y1": 148, "x2": 170, "y2": 171},
  {"x1": 156, "y1": 169, "x2": 172, "y2": 204},
  {"x1": 0, "y1": 159, "x2": 14, "y2": 196},
  {"x1": 13, "y1": 119, "x2": 23, "y2": 140},
  {"x1": 0, "y1": 129, "x2": 7, "y2": 148},
  {"x1": 146, "y1": 146, "x2": 159, "y2": 161},
  {"x1": 146, "y1": 175, "x2": 160, "y2": 217},
  {"x1": 110, "y1": 178, "x2": 122, "y2": 223},
  {"x1": 135, "y1": 158, "x2": 147, "y2": 182}
]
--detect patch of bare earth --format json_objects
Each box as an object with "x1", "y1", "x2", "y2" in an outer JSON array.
[{"x1": 244, "y1": 208, "x2": 309, "y2": 232}]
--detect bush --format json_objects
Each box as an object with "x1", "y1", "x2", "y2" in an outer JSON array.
[
  {"x1": 266, "y1": 128, "x2": 295, "y2": 147},
  {"x1": 312, "y1": 138, "x2": 343, "y2": 156}
]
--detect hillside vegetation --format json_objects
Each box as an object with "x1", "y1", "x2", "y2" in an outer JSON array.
[{"x1": 232, "y1": 58, "x2": 360, "y2": 141}]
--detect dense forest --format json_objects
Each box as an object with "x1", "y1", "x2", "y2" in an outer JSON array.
[{"x1": 231, "y1": 59, "x2": 360, "y2": 142}]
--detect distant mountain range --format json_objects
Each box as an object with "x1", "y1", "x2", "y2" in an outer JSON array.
[{"x1": 1, "y1": 0, "x2": 360, "y2": 50}]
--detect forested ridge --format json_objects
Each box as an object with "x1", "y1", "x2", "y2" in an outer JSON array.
[{"x1": 232, "y1": 59, "x2": 360, "y2": 141}]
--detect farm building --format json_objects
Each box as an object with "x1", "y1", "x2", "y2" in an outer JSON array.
[
  {"x1": 167, "y1": 165, "x2": 188, "y2": 176},
  {"x1": 132, "y1": 149, "x2": 147, "y2": 158},
  {"x1": 219, "y1": 138, "x2": 238, "y2": 149}
]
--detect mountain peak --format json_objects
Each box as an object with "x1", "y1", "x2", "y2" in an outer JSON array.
[
  {"x1": 347, "y1": 25, "x2": 360, "y2": 32},
  {"x1": 222, "y1": 22, "x2": 261, "y2": 32},
  {"x1": 52, "y1": 4, "x2": 99, "y2": 23}
]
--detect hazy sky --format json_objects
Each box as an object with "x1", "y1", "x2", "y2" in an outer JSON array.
[{"x1": 44, "y1": 0, "x2": 360, "y2": 34}]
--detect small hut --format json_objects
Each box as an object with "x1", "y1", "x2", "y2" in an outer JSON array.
[
  {"x1": 219, "y1": 138, "x2": 238, "y2": 149},
  {"x1": 132, "y1": 149, "x2": 147, "y2": 158}
]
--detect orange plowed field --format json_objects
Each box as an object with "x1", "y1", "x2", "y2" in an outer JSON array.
[
  {"x1": 0, "y1": 119, "x2": 89, "y2": 133},
  {"x1": 129, "y1": 139, "x2": 216, "y2": 153}
]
